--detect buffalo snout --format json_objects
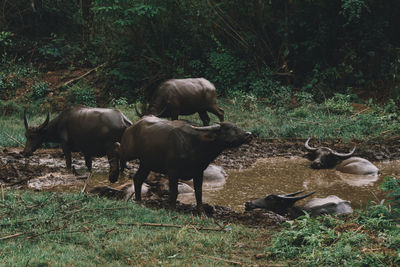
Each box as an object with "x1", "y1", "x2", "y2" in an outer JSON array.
[
  {"x1": 244, "y1": 201, "x2": 258, "y2": 211},
  {"x1": 311, "y1": 160, "x2": 324, "y2": 169}
]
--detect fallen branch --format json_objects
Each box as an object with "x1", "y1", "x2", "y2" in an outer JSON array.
[
  {"x1": 117, "y1": 222, "x2": 230, "y2": 232},
  {"x1": 56, "y1": 63, "x2": 105, "y2": 89},
  {"x1": 0, "y1": 232, "x2": 24, "y2": 240},
  {"x1": 201, "y1": 255, "x2": 242, "y2": 266},
  {"x1": 81, "y1": 172, "x2": 93, "y2": 193},
  {"x1": 2, "y1": 132, "x2": 24, "y2": 147}
]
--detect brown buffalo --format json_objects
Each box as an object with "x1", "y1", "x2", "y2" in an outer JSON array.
[
  {"x1": 304, "y1": 138, "x2": 379, "y2": 175},
  {"x1": 135, "y1": 78, "x2": 224, "y2": 126},
  {"x1": 112, "y1": 115, "x2": 251, "y2": 214},
  {"x1": 23, "y1": 105, "x2": 132, "y2": 180}
]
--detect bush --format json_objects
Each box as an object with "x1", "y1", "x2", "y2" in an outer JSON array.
[
  {"x1": 324, "y1": 93, "x2": 353, "y2": 114},
  {"x1": 68, "y1": 84, "x2": 97, "y2": 107},
  {"x1": 0, "y1": 100, "x2": 23, "y2": 116},
  {"x1": 31, "y1": 82, "x2": 50, "y2": 99}
]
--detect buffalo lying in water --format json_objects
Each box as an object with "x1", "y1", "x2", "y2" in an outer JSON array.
[
  {"x1": 245, "y1": 191, "x2": 353, "y2": 218},
  {"x1": 22, "y1": 105, "x2": 132, "y2": 180},
  {"x1": 112, "y1": 115, "x2": 252, "y2": 214},
  {"x1": 304, "y1": 138, "x2": 379, "y2": 175},
  {"x1": 135, "y1": 78, "x2": 224, "y2": 126}
]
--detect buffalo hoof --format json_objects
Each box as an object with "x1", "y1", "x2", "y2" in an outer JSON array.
[{"x1": 109, "y1": 170, "x2": 119, "y2": 183}]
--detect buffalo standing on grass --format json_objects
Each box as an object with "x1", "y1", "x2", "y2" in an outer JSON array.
[
  {"x1": 111, "y1": 115, "x2": 252, "y2": 214},
  {"x1": 22, "y1": 105, "x2": 132, "y2": 180},
  {"x1": 135, "y1": 78, "x2": 224, "y2": 126}
]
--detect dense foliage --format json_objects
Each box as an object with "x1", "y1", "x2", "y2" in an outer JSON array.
[{"x1": 1, "y1": 0, "x2": 400, "y2": 104}]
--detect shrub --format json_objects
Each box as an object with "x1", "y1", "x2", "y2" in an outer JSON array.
[
  {"x1": 324, "y1": 93, "x2": 353, "y2": 114},
  {"x1": 68, "y1": 84, "x2": 97, "y2": 107},
  {"x1": 32, "y1": 82, "x2": 50, "y2": 99},
  {"x1": 0, "y1": 100, "x2": 23, "y2": 116}
]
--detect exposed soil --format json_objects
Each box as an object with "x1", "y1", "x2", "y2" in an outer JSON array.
[{"x1": 1, "y1": 137, "x2": 400, "y2": 228}]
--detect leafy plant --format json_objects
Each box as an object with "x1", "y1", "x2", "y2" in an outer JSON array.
[
  {"x1": 31, "y1": 82, "x2": 50, "y2": 99},
  {"x1": 68, "y1": 84, "x2": 97, "y2": 107},
  {"x1": 324, "y1": 93, "x2": 353, "y2": 114}
]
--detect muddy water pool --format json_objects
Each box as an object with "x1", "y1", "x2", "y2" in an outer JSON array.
[
  {"x1": 179, "y1": 157, "x2": 400, "y2": 212},
  {"x1": 24, "y1": 153, "x2": 400, "y2": 213}
]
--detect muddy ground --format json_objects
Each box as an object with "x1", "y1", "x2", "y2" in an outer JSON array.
[{"x1": 1, "y1": 137, "x2": 400, "y2": 227}]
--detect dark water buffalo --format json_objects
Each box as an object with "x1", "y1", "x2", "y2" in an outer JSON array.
[
  {"x1": 304, "y1": 138, "x2": 379, "y2": 175},
  {"x1": 112, "y1": 115, "x2": 252, "y2": 214},
  {"x1": 135, "y1": 78, "x2": 224, "y2": 126},
  {"x1": 245, "y1": 191, "x2": 353, "y2": 218},
  {"x1": 245, "y1": 191, "x2": 315, "y2": 218},
  {"x1": 23, "y1": 105, "x2": 132, "y2": 180}
]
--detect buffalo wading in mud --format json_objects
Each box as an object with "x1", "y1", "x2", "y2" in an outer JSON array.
[
  {"x1": 112, "y1": 115, "x2": 252, "y2": 214},
  {"x1": 304, "y1": 138, "x2": 379, "y2": 175},
  {"x1": 135, "y1": 78, "x2": 224, "y2": 126},
  {"x1": 23, "y1": 105, "x2": 132, "y2": 180}
]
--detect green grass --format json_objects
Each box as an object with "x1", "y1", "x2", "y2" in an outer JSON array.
[
  {"x1": 0, "y1": 189, "x2": 266, "y2": 266},
  {"x1": 1, "y1": 94, "x2": 399, "y2": 147},
  {"x1": 265, "y1": 204, "x2": 400, "y2": 266}
]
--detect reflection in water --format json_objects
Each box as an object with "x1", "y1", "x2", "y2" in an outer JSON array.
[{"x1": 179, "y1": 157, "x2": 400, "y2": 212}]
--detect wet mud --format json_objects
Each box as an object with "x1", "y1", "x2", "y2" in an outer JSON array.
[{"x1": 1, "y1": 137, "x2": 400, "y2": 228}]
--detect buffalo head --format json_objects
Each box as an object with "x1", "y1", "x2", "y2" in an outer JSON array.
[
  {"x1": 191, "y1": 122, "x2": 252, "y2": 147},
  {"x1": 245, "y1": 190, "x2": 315, "y2": 216},
  {"x1": 22, "y1": 110, "x2": 49, "y2": 157},
  {"x1": 304, "y1": 138, "x2": 355, "y2": 169}
]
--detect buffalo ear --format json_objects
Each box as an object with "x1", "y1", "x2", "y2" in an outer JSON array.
[{"x1": 199, "y1": 132, "x2": 217, "y2": 142}]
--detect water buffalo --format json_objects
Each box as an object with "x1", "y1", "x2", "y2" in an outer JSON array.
[
  {"x1": 22, "y1": 105, "x2": 132, "y2": 180},
  {"x1": 112, "y1": 115, "x2": 252, "y2": 214},
  {"x1": 245, "y1": 191, "x2": 315, "y2": 218},
  {"x1": 304, "y1": 138, "x2": 379, "y2": 175},
  {"x1": 245, "y1": 191, "x2": 353, "y2": 218},
  {"x1": 135, "y1": 78, "x2": 224, "y2": 126}
]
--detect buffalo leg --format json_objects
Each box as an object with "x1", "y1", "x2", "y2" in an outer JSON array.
[
  {"x1": 107, "y1": 152, "x2": 119, "y2": 183},
  {"x1": 208, "y1": 105, "x2": 224, "y2": 122},
  {"x1": 134, "y1": 166, "x2": 150, "y2": 201},
  {"x1": 168, "y1": 176, "x2": 179, "y2": 210},
  {"x1": 61, "y1": 144, "x2": 72, "y2": 170},
  {"x1": 170, "y1": 110, "x2": 179, "y2": 121},
  {"x1": 120, "y1": 160, "x2": 127, "y2": 172},
  {"x1": 84, "y1": 155, "x2": 92, "y2": 171},
  {"x1": 198, "y1": 111, "x2": 211, "y2": 126},
  {"x1": 193, "y1": 175, "x2": 204, "y2": 215}
]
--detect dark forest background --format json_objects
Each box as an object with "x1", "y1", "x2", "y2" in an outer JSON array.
[{"x1": 1, "y1": 0, "x2": 400, "y2": 106}]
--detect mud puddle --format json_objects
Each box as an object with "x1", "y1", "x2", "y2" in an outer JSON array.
[{"x1": 179, "y1": 157, "x2": 400, "y2": 211}]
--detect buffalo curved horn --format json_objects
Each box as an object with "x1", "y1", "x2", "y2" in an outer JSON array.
[
  {"x1": 24, "y1": 109, "x2": 29, "y2": 129},
  {"x1": 331, "y1": 147, "x2": 356, "y2": 158},
  {"x1": 284, "y1": 190, "x2": 306, "y2": 197},
  {"x1": 304, "y1": 137, "x2": 317, "y2": 151},
  {"x1": 38, "y1": 112, "x2": 50, "y2": 131},
  {"x1": 134, "y1": 104, "x2": 144, "y2": 118},
  {"x1": 279, "y1": 191, "x2": 315, "y2": 201},
  {"x1": 190, "y1": 124, "x2": 221, "y2": 131}
]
